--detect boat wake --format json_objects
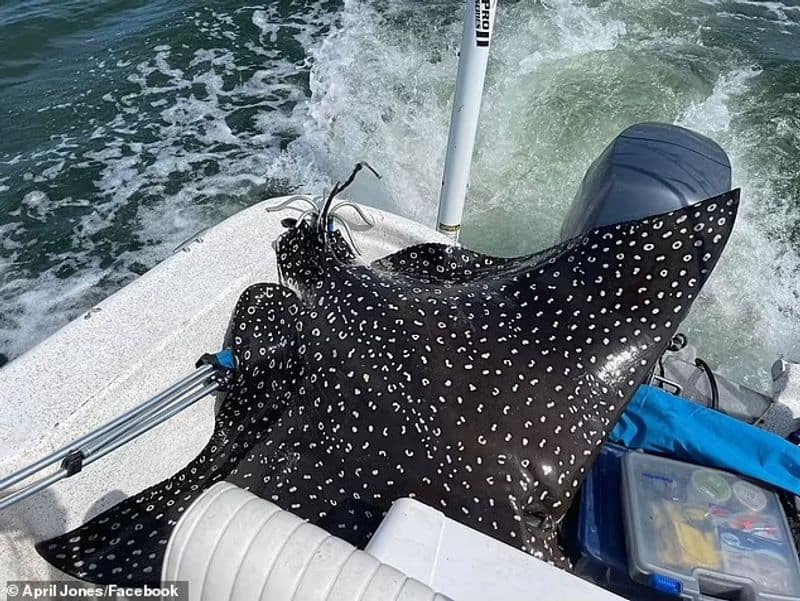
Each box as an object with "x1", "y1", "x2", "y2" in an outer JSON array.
[{"x1": 0, "y1": 0, "x2": 799, "y2": 390}]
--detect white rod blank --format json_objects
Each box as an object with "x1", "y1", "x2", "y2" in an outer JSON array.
[{"x1": 436, "y1": 0, "x2": 498, "y2": 239}]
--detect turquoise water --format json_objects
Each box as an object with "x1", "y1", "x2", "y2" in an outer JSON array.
[{"x1": 1, "y1": 0, "x2": 799, "y2": 390}]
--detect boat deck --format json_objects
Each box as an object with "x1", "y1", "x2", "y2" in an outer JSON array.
[{"x1": 0, "y1": 198, "x2": 448, "y2": 581}]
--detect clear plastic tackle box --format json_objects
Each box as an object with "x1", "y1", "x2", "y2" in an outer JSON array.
[{"x1": 621, "y1": 452, "x2": 800, "y2": 601}]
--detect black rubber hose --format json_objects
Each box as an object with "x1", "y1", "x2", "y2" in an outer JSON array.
[{"x1": 695, "y1": 357, "x2": 720, "y2": 411}]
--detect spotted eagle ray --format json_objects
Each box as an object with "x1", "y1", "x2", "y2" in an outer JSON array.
[{"x1": 37, "y1": 189, "x2": 739, "y2": 585}]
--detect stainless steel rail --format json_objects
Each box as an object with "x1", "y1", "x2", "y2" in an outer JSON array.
[{"x1": 0, "y1": 362, "x2": 226, "y2": 512}]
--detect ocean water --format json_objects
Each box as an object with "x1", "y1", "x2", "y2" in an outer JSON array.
[{"x1": 0, "y1": 0, "x2": 799, "y2": 390}]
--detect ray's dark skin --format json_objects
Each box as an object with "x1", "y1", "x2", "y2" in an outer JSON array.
[{"x1": 38, "y1": 190, "x2": 739, "y2": 586}]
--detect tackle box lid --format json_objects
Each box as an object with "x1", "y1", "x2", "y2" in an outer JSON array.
[{"x1": 621, "y1": 451, "x2": 800, "y2": 601}]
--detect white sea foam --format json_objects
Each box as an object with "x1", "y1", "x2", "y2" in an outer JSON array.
[
  {"x1": 0, "y1": 4, "x2": 337, "y2": 358},
  {"x1": 9, "y1": 190, "x2": 50, "y2": 221},
  {"x1": 679, "y1": 67, "x2": 761, "y2": 133},
  {"x1": 517, "y1": 0, "x2": 627, "y2": 73},
  {"x1": 674, "y1": 64, "x2": 800, "y2": 388}
]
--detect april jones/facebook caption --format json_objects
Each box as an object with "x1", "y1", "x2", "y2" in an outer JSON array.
[{"x1": 5, "y1": 581, "x2": 188, "y2": 601}]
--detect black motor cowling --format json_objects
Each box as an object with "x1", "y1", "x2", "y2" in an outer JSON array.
[{"x1": 561, "y1": 122, "x2": 732, "y2": 240}]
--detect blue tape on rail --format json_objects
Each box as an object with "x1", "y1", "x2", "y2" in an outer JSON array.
[{"x1": 215, "y1": 349, "x2": 236, "y2": 370}]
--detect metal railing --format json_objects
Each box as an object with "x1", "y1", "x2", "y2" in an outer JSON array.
[{"x1": 0, "y1": 350, "x2": 235, "y2": 511}]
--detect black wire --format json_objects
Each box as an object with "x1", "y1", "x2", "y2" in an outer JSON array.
[
  {"x1": 320, "y1": 162, "x2": 382, "y2": 232},
  {"x1": 320, "y1": 180, "x2": 342, "y2": 232},
  {"x1": 694, "y1": 357, "x2": 720, "y2": 411}
]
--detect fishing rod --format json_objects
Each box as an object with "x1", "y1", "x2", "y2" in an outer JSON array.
[
  {"x1": 437, "y1": 0, "x2": 498, "y2": 239},
  {"x1": 0, "y1": 349, "x2": 236, "y2": 511}
]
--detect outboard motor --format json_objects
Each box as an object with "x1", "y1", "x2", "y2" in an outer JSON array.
[
  {"x1": 561, "y1": 122, "x2": 732, "y2": 240},
  {"x1": 562, "y1": 122, "x2": 764, "y2": 423}
]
